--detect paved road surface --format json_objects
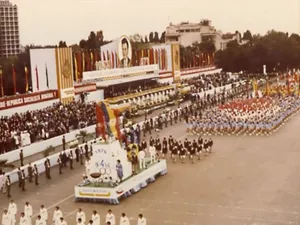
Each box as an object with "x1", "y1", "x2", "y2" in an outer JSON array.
[{"x1": 1, "y1": 110, "x2": 300, "y2": 225}]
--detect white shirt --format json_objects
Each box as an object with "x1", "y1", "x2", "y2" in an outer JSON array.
[
  {"x1": 24, "y1": 205, "x2": 33, "y2": 218},
  {"x1": 59, "y1": 220, "x2": 67, "y2": 225},
  {"x1": 8, "y1": 203, "x2": 17, "y2": 216},
  {"x1": 39, "y1": 208, "x2": 48, "y2": 221},
  {"x1": 137, "y1": 218, "x2": 146, "y2": 225},
  {"x1": 53, "y1": 210, "x2": 63, "y2": 225},
  {"x1": 105, "y1": 213, "x2": 115, "y2": 225},
  {"x1": 91, "y1": 213, "x2": 100, "y2": 225},
  {"x1": 19, "y1": 216, "x2": 29, "y2": 225},
  {"x1": 2, "y1": 213, "x2": 11, "y2": 225},
  {"x1": 138, "y1": 151, "x2": 145, "y2": 160},
  {"x1": 76, "y1": 211, "x2": 86, "y2": 224},
  {"x1": 35, "y1": 219, "x2": 46, "y2": 225},
  {"x1": 76, "y1": 222, "x2": 85, "y2": 225},
  {"x1": 119, "y1": 216, "x2": 130, "y2": 225}
]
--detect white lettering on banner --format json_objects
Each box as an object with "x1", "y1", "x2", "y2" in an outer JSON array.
[
  {"x1": 61, "y1": 88, "x2": 75, "y2": 98},
  {"x1": 41, "y1": 93, "x2": 54, "y2": 99},
  {"x1": 0, "y1": 101, "x2": 5, "y2": 109},
  {"x1": 6, "y1": 98, "x2": 23, "y2": 107},
  {"x1": 24, "y1": 95, "x2": 41, "y2": 103},
  {"x1": 75, "y1": 84, "x2": 97, "y2": 94}
]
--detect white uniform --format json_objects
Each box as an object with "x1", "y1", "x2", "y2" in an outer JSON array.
[
  {"x1": 91, "y1": 213, "x2": 100, "y2": 225},
  {"x1": 119, "y1": 216, "x2": 130, "y2": 225},
  {"x1": 149, "y1": 146, "x2": 156, "y2": 163},
  {"x1": 76, "y1": 222, "x2": 85, "y2": 225},
  {"x1": 35, "y1": 218, "x2": 46, "y2": 225},
  {"x1": 24, "y1": 205, "x2": 33, "y2": 225},
  {"x1": 59, "y1": 220, "x2": 67, "y2": 225},
  {"x1": 105, "y1": 213, "x2": 115, "y2": 225},
  {"x1": 76, "y1": 211, "x2": 86, "y2": 224},
  {"x1": 137, "y1": 218, "x2": 146, "y2": 225},
  {"x1": 39, "y1": 208, "x2": 48, "y2": 222},
  {"x1": 19, "y1": 216, "x2": 29, "y2": 225},
  {"x1": 1, "y1": 213, "x2": 11, "y2": 225},
  {"x1": 138, "y1": 150, "x2": 146, "y2": 169},
  {"x1": 52, "y1": 210, "x2": 63, "y2": 225},
  {"x1": 8, "y1": 203, "x2": 17, "y2": 225}
]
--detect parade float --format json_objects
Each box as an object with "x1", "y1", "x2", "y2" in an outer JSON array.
[{"x1": 74, "y1": 102, "x2": 167, "y2": 204}]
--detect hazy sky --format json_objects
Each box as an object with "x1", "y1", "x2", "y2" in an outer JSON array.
[{"x1": 11, "y1": 0, "x2": 300, "y2": 46}]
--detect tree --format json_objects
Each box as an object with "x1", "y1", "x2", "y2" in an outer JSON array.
[
  {"x1": 87, "y1": 31, "x2": 97, "y2": 49},
  {"x1": 79, "y1": 39, "x2": 87, "y2": 49},
  {"x1": 243, "y1": 30, "x2": 252, "y2": 41},
  {"x1": 58, "y1": 41, "x2": 67, "y2": 47},
  {"x1": 160, "y1": 31, "x2": 166, "y2": 43},
  {"x1": 149, "y1": 32, "x2": 154, "y2": 42},
  {"x1": 154, "y1": 32, "x2": 160, "y2": 43},
  {"x1": 145, "y1": 36, "x2": 148, "y2": 43}
]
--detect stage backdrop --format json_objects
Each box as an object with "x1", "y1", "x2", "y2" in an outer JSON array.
[
  {"x1": 152, "y1": 44, "x2": 172, "y2": 72},
  {"x1": 55, "y1": 48, "x2": 75, "y2": 104},
  {"x1": 100, "y1": 40, "x2": 118, "y2": 69},
  {"x1": 29, "y1": 49, "x2": 57, "y2": 92}
]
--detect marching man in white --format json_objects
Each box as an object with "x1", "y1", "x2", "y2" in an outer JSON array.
[
  {"x1": 1, "y1": 209, "x2": 11, "y2": 225},
  {"x1": 137, "y1": 214, "x2": 146, "y2": 225},
  {"x1": 35, "y1": 216, "x2": 46, "y2": 225},
  {"x1": 8, "y1": 200, "x2": 17, "y2": 225},
  {"x1": 39, "y1": 205, "x2": 47, "y2": 223},
  {"x1": 148, "y1": 145, "x2": 156, "y2": 164},
  {"x1": 59, "y1": 217, "x2": 67, "y2": 225},
  {"x1": 76, "y1": 208, "x2": 86, "y2": 224},
  {"x1": 138, "y1": 150, "x2": 146, "y2": 170},
  {"x1": 119, "y1": 213, "x2": 129, "y2": 225},
  {"x1": 19, "y1": 213, "x2": 29, "y2": 225},
  {"x1": 53, "y1": 207, "x2": 63, "y2": 225},
  {"x1": 91, "y1": 210, "x2": 100, "y2": 225},
  {"x1": 105, "y1": 210, "x2": 115, "y2": 225},
  {"x1": 24, "y1": 203, "x2": 32, "y2": 225},
  {"x1": 76, "y1": 218, "x2": 84, "y2": 225}
]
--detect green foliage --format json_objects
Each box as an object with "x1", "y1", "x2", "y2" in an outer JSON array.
[
  {"x1": 215, "y1": 30, "x2": 300, "y2": 73},
  {"x1": 58, "y1": 41, "x2": 67, "y2": 47},
  {"x1": 43, "y1": 145, "x2": 55, "y2": 157}
]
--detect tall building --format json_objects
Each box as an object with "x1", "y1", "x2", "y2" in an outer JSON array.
[
  {"x1": 0, "y1": 0, "x2": 20, "y2": 57},
  {"x1": 165, "y1": 19, "x2": 240, "y2": 51}
]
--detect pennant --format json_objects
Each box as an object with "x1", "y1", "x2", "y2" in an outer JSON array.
[
  {"x1": 12, "y1": 64, "x2": 16, "y2": 94},
  {"x1": 45, "y1": 63, "x2": 49, "y2": 88},
  {"x1": 96, "y1": 104, "x2": 107, "y2": 139},
  {"x1": 24, "y1": 65, "x2": 29, "y2": 92},
  {"x1": 111, "y1": 52, "x2": 114, "y2": 68},
  {"x1": 76, "y1": 52, "x2": 82, "y2": 81},
  {"x1": 0, "y1": 66, "x2": 4, "y2": 97},
  {"x1": 35, "y1": 65, "x2": 39, "y2": 91}
]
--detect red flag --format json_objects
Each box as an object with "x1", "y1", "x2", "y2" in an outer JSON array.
[
  {"x1": 102, "y1": 52, "x2": 106, "y2": 61},
  {"x1": 35, "y1": 65, "x2": 39, "y2": 91},
  {"x1": 96, "y1": 104, "x2": 107, "y2": 139},
  {"x1": 12, "y1": 64, "x2": 16, "y2": 94},
  {"x1": 76, "y1": 52, "x2": 82, "y2": 81},
  {"x1": 113, "y1": 109, "x2": 121, "y2": 140},
  {"x1": 111, "y1": 52, "x2": 114, "y2": 68},
  {"x1": 24, "y1": 65, "x2": 29, "y2": 92}
]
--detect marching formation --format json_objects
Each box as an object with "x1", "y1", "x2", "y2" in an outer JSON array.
[{"x1": 2, "y1": 201, "x2": 147, "y2": 225}]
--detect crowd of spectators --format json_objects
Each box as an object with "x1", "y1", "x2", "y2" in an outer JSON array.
[
  {"x1": 0, "y1": 101, "x2": 96, "y2": 155},
  {"x1": 104, "y1": 81, "x2": 170, "y2": 98}
]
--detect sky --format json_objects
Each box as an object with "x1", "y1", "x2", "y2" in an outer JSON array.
[{"x1": 10, "y1": 0, "x2": 300, "y2": 46}]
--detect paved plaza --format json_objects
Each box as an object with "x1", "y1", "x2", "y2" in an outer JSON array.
[{"x1": 1, "y1": 112, "x2": 300, "y2": 225}]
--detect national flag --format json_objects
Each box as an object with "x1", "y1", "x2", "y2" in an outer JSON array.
[
  {"x1": 76, "y1": 52, "x2": 82, "y2": 81},
  {"x1": 111, "y1": 52, "x2": 114, "y2": 68},
  {"x1": 100, "y1": 102, "x2": 121, "y2": 139},
  {"x1": 24, "y1": 65, "x2": 29, "y2": 92},
  {"x1": 12, "y1": 64, "x2": 16, "y2": 94},
  {"x1": 45, "y1": 63, "x2": 49, "y2": 88},
  {"x1": 147, "y1": 49, "x2": 151, "y2": 65},
  {"x1": 96, "y1": 104, "x2": 107, "y2": 139},
  {"x1": 90, "y1": 51, "x2": 94, "y2": 70},
  {"x1": 0, "y1": 66, "x2": 4, "y2": 97},
  {"x1": 35, "y1": 65, "x2": 39, "y2": 91},
  {"x1": 82, "y1": 52, "x2": 85, "y2": 72},
  {"x1": 85, "y1": 51, "x2": 90, "y2": 71},
  {"x1": 74, "y1": 55, "x2": 78, "y2": 82}
]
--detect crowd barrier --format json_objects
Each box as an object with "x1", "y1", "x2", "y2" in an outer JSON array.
[
  {"x1": 3, "y1": 81, "x2": 240, "y2": 184},
  {"x1": 0, "y1": 126, "x2": 96, "y2": 163}
]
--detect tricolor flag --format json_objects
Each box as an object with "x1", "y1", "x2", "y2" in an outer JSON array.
[
  {"x1": 12, "y1": 64, "x2": 16, "y2": 95},
  {"x1": 24, "y1": 65, "x2": 29, "y2": 92},
  {"x1": 100, "y1": 102, "x2": 121, "y2": 139},
  {"x1": 0, "y1": 66, "x2": 4, "y2": 97},
  {"x1": 96, "y1": 104, "x2": 107, "y2": 139},
  {"x1": 45, "y1": 63, "x2": 49, "y2": 89},
  {"x1": 35, "y1": 65, "x2": 39, "y2": 91}
]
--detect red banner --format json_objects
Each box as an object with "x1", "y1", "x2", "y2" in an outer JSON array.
[
  {"x1": 95, "y1": 104, "x2": 106, "y2": 139},
  {"x1": 74, "y1": 83, "x2": 96, "y2": 95},
  {"x1": 0, "y1": 90, "x2": 58, "y2": 110}
]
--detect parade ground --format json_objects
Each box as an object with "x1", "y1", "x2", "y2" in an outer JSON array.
[{"x1": 2, "y1": 112, "x2": 300, "y2": 225}]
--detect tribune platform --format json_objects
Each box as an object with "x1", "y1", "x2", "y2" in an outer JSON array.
[{"x1": 74, "y1": 160, "x2": 167, "y2": 204}]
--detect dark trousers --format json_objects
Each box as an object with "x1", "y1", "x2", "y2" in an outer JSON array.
[{"x1": 35, "y1": 175, "x2": 39, "y2": 185}]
